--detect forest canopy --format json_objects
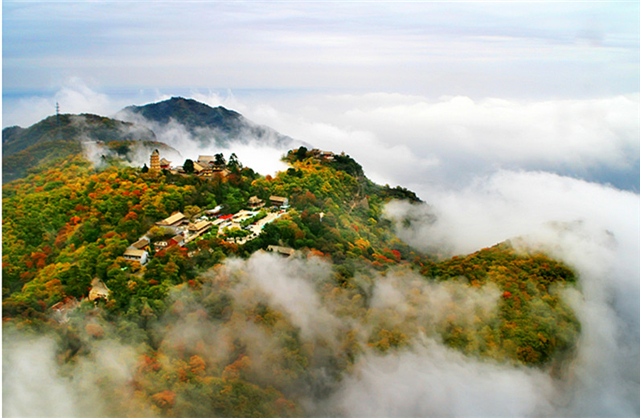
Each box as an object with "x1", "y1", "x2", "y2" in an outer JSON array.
[{"x1": 3, "y1": 148, "x2": 581, "y2": 417}]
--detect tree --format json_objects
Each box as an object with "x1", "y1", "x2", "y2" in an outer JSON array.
[
  {"x1": 184, "y1": 205, "x2": 201, "y2": 220},
  {"x1": 295, "y1": 146, "x2": 308, "y2": 161},
  {"x1": 228, "y1": 153, "x2": 241, "y2": 171},
  {"x1": 184, "y1": 159, "x2": 195, "y2": 174},
  {"x1": 214, "y1": 153, "x2": 226, "y2": 167},
  {"x1": 141, "y1": 164, "x2": 149, "y2": 173}
]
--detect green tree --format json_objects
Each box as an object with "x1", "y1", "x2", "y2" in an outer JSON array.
[
  {"x1": 228, "y1": 153, "x2": 241, "y2": 171},
  {"x1": 184, "y1": 159, "x2": 195, "y2": 174},
  {"x1": 214, "y1": 153, "x2": 226, "y2": 166},
  {"x1": 295, "y1": 146, "x2": 308, "y2": 161}
]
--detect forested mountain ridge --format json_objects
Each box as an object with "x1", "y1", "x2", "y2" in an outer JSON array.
[
  {"x1": 2, "y1": 148, "x2": 580, "y2": 417},
  {"x1": 118, "y1": 97, "x2": 297, "y2": 148},
  {"x1": 2, "y1": 113, "x2": 158, "y2": 183},
  {"x1": 3, "y1": 98, "x2": 301, "y2": 183},
  {"x1": 2, "y1": 113, "x2": 157, "y2": 156}
]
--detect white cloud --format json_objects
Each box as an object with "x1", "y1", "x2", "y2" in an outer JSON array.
[
  {"x1": 234, "y1": 252, "x2": 340, "y2": 342},
  {"x1": 3, "y1": 336, "x2": 80, "y2": 418},
  {"x1": 381, "y1": 170, "x2": 640, "y2": 417},
  {"x1": 332, "y1": 341, "x2": 556, "y2": 418},
  {"x1": 235, "y1": 92, "x2": 639, "y2": 191}
]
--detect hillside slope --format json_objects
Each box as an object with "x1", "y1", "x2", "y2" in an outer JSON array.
[
  {"x1": 2, "y1": 114, "x2": 158, "y2": 183},
  {"x1": 2, "y1": 113, "x2": 156, "y2": 156},
  {"x1": 2, "y1": 149, "x2": 579, "y2": 417}
]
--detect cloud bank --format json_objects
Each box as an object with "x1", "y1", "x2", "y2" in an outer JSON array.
[
  {"x1": 378, "y1": 170, "x2": 639, "y2": 417},
  {"x1": 235, "y1": 92, "x2": 640, "y2": 191},
  {"x1": 4, "y1": 82, "x2": 637, "y2": 190}
]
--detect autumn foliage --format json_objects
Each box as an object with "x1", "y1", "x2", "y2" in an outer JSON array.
[{"x1": 2, "y1": 151, "x2": 582, "y2": 416}]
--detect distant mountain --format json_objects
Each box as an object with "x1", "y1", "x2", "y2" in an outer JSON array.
[
  {"x1": 2, "y1": 97, "x2": 302, "y2": 183},
  {"x1": 2, "y1": 114, "x2": 158, "y2": 183},
  {"x1": 118, "y1": 97, "x2": 298, "y2": 148}
]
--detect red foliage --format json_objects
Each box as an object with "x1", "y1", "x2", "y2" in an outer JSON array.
[
  {"x1": 31, "y1": 252, "x2": 47, "y2": 269},
  {"x1": 503, "y1": 291, "x2": 512, "y2": 299},
  {"x1": 20, "y1": 271, "x2": 34, "y2": 280}
]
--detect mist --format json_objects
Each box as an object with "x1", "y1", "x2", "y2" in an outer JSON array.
[
  {"x1": 231, "y1": 92, "x2": 640, "y2": 192},
  {"x1": 379, "y1": 170, "x2": 640, "y2": 417},
  {"x1": 3, "y1": 82, "x2": 639, "y2": 416},
  {"x1": 5, "y1": 82, "x2": 637, "y2": 189}
]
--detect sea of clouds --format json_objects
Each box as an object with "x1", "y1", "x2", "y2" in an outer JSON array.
[{"x1": 3, "y1": 81, "x2": 639, "y2": 417}]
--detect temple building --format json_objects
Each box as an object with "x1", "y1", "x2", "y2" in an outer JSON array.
[{"x1": 150, "y1": 149, "x2": 160, "y2": 171}]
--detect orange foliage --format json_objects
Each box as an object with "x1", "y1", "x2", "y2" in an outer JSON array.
[
  {"x1": 30, "y1": 252, "x2": 47, "y2": 269},
  {"x1": 151, "y1": 390, "x2": 176, "y2": 409},
  {"x1": 124, "y1": 211, "x2": 138, "y2": 221},
  {"x1": 139, "y1": 354, "x2": 162, "y2": 373},
  {"x1": 189, "y1": 355, "x2": 206, "y2": 375},
  {"x1": 222, "y1": 354, "x2": 251, "y2": 380},
  {"x1": 275, "y1": 397, "x2": 297, "y2": 414}
]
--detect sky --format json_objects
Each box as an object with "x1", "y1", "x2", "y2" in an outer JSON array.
[
  {"x1": 3, "y1": 1, "x2": 639, "y2": 190},
  {"x1": 3, "y1": 2, "x2": 640, "y2": 416},
  {"x1": 3, "y1": 2, "x2": 638, "y2": 100}
]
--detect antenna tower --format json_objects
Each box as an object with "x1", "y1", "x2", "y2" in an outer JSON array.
[{"x1": 56, "y1": 102, "x2": 60, "y2": 127}]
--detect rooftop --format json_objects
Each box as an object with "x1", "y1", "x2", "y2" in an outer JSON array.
[
  {"x1": 158, "y1": 212, "x2": 186, "y2": 226},
  {"x1": 124, "y1": 248, "x2": 146, "y2": 257}
]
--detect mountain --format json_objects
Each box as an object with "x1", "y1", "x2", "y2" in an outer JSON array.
[
  {"x1": 3, "y1": 113, "x2": 157, "y2": 156},
  {"x1": 2, "y1": 114, "x2": 158, "y2": 183},
  {"x1": 118, "y1": 97, "x2": 298, "y2": 148},
  {"x1": 2, "y1": 98, "x2": 304, "y2": 183},
  {"x1": 2, "y1": 144, "x2": 580, "y2": 417}
]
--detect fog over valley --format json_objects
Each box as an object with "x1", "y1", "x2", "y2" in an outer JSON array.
[{"x1": 3, "y1": 2, "x2": 639, "y2": 417}]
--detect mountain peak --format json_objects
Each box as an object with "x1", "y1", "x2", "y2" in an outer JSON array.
[{"x1": 118, "y1": 97, "x2": 297, "y2": 148}]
